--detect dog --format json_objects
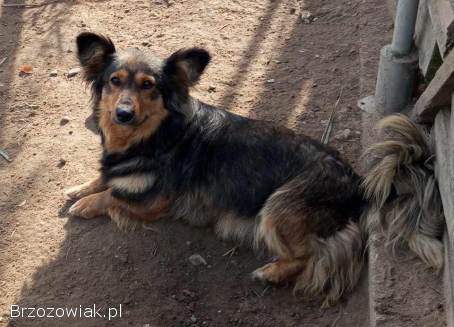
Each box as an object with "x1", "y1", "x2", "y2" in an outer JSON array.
[{"x1": 65, "y1": 32, "x2": 444, "y2": 307}]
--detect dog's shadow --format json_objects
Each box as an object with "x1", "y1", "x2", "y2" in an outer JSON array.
[{"x1": 11, "y1": 196, "x2": 342, "y2": 327}]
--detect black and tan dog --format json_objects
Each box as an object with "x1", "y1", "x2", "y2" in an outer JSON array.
[{"x1": 65, "y1": 32, "x2": 444, "y2": 307}]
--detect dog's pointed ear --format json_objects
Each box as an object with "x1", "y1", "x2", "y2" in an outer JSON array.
[
  {"x1": 163, "y1": 48, "x2": 211, "y2": 88},
  {"x1": 76, "y1": 32, "x2": 116, "y2": 82}
]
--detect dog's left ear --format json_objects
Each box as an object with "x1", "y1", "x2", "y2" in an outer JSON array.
[
  {"x1": 76, "y1": 32, "x2": 116, "y2": 82},
  {"x1": 163, "y1": 48, "x2": 211, "y2": 88}
]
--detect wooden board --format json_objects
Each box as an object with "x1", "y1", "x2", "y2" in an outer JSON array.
[
  {"x1": 434, "y1": 108, "x2": 454, "y2": 236},
  {"x1": 416, "y1": 0, "x2": 440, "y2": 78},
  {"x1": 434, "y1": 107, "x2": 454, "y2": 326},
  {"x1": 413, "y1": 50, "x2": 454, "y2": 123},
  {"x1": 444, "y1": 232, "x2": 454, "y2": 327},
  {"x1": 428, "y1": 0, "x2": 454, "y2": 56}
]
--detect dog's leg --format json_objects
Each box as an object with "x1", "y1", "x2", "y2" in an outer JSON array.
[
  {"x1": 107, "y1": 196, "x2": 170, "y2": 230},
  {"x1": 68, "y1": 188, "x2": 112, "y2": 219},
  {"x1": 252, "y1": 259, "x2": 306, "y2": 284},
  {"x1": 253, "y1": 208, "x2": 309, "y2": 285},
  {"x1": 68, "y1": 188, "x2": 170, "y2": 230},
  {"x1": 65, "y1": 176, "x2": 107, "y2": 200}
]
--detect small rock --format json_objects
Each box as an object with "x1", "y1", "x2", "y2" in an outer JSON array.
[
  {"x1": 266, "y1": 79, "x2": 275, "y2": 83},
  {"x1": 67, "y1": 67, "x2": 81, "y2": 78},
  {"x1": 57, "y1": 158, "x2": 66, "y2": 168},
  {"x1": 188, "y1": 254, "x2": 207, "y2": 266},
  {"x1": 208, "y1": 86, "x2": 216, "y2": 93},
  {"x1": 334, "y1": 128, "x2": 352, "y2": 140},
  {"x1": 60, "y1": 116, "x2": 70, "y2": 126},
  {"x1": 301, "y1": 10, "x2": 314, "y2": 24},
  {"x1": 49, "y1": 70, "x2": 58, "y2": 77},
  {"x1": 190, "y1": 315, "x2": 197, "y2": 323},
  {"x1": 320, "y1": 119, "x2": 329, "y2": 125}
]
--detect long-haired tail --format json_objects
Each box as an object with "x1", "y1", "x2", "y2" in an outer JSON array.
[{"x1": 362, "y1": 114, "x2": 445, "y2": 270}]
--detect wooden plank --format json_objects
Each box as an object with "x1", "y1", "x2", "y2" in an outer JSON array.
[
  {"x1": 428, "y1": 0, "x2": 454, "y2": 56},
  {"x1": 444, "y1": 232, "x2": 454, "y2": 327},
  {"x1": 413, "y1": 50, "x2": 454, "y2": 123},
  {"x1": 434, "y1": 108, "x2": 454, "y2": 236},
  {"x1": 434, "y1": 106, "x2": 454, "y2": 326},
  {"x1": 415, "y1": 0, "x2": 441, "y2": 78}
]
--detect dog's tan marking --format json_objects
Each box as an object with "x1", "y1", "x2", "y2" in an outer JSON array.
[
  {"x1": 252, "y1": 259, "x2": 306, "y2": 284},
  {"x1": 135, "y1": 72, "x2": 156, "y2": 86},
  {"x1": 98, "y1": 77, "x2": 168, "y2": 153},
  {"x1": 109, "y1": 173, "x2": 156, "y2": 193},
  {"x1": 65, "y1": 176, "x2": 107, "y2": 200},
  {"x1": 111, "y1": 69, "x2": 128, "y2": 83},
  {"x1": 68, "y1": 187, "x2": 170, "y2": 229},
  {"x1": 68, "y1": 189, "x2": 111, "y2": 219}
]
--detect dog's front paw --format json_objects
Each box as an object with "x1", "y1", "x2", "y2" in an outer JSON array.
[
  {"x1": 251, "y1": 263, "x2": 279, "y2": 284},
  {"x1": 68, "y1": 194, "x2": 105, "y2": 219},
  {"x1": 65, "y1": 183, "x2": 91, "y2": 200}
]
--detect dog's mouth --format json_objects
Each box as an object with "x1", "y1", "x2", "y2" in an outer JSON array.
[{"x1": 113, "y1": 115, "x2": 149, "y2": 128}]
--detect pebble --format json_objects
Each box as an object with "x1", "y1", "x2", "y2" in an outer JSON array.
[
  {"x1": 190, "y1": 315, "x2": 197, "y2": 323},
  {"x1": 67, "y1": 67, "x2": 81, "y2": 78},
  {"x1": 266, "y1": 79, "x2": 275, "y2": 83},
  {"x1": 49, "y1": 70, "x2": 58, "y2": 77},
  {"x1": 60, "y1": 116, "x2": 70, "y2": 126},
  {"x1": 57, "y1": 158, "x2": 66, "y2": 168},
  {"x1": 188, "y1": 254, "x2": 207, "y2": 266},
  {"x1": 334, "y1": 128, "x2": 352, "y2": 140},
  {"x1": 301, "y1": 10, "x2": 314, "y2": 24}
]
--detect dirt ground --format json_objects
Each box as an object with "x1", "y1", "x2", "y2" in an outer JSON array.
[{"x1": 0, "y1": 0, "x2": 395, "y2": 326}]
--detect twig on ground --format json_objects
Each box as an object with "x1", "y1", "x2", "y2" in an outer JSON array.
[
  {"x1": 65, "y1": 245, "x2": 71, "y2": 260},
  {"x1": 222, "y1": 247, "x2": 238, "y2": 257},
  {"x1": 331, "y1": 308, "x2": 343, "y2": 327},
  {"x1": 142, "y1": 223, "x2": 159, "y2": 232},
  {"x1": 0, "y1": 148, "x2": 12, "y2": 162},
  {"x1": 0, "y1": 57, "x2": 7, "y2": 67},
  {"x1": 223, "y1": 246, "x2": 238, "y2": 271},
  {"x1": 321, "y1": 86, "x2": 344, "y2": 145},
  {"x1": 2, "y1": 0, "x2": 60, "y2": 8}
]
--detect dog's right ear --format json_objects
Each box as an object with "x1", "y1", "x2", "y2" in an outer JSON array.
[{"x1": 76, "y1": 32, "x2": 116, "y2": 82}]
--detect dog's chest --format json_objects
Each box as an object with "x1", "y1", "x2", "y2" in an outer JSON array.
[{"x1": 102, "y1": 155, "x2": 159, "y2": 199}]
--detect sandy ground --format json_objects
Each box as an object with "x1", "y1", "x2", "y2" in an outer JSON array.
[{"x1": 0, "y1": 0, "x2": 399, "y2": 326}]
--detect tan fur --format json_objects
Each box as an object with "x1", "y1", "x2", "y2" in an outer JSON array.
[
  {"x1": 68, "y1": 188, "x2": 170, "y2": 230},
  {"x1": 214, "y1": 214, "x2": 255, "y2": 246},
  {"x1": 295, "y1": 222, "x2": 364, "y2": 308},
  {"x1": 98, "y1": 71, "x2": 168, "y2": 153},
  {"x1": 252, "y1": 259, "x2": 306, "y2": 284},
  {"x1": 65, "y1": 176, "x2": 107, "y2": 200},
  {"x1": 253, "y1": 182, "x2": 366, "y2": 307},
  {"x1": 363, "y1": 114, "x2": 445, "y2": 270},
  {"x1": 108, "y1": 173, "x2": 156, "y2": 193}
]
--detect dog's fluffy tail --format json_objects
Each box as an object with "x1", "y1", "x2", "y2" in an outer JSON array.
[
  {"x1": 294, "y1": 216, "x2": 368, "y2": 308},
  {"x1": 362, "y1": 114, "x2": 445, "y2": 270}
]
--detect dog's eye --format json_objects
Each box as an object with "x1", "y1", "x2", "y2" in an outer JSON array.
[
  {"x1": 142, "y1": 80, "x2": 154, "y2": 90},
  {"x1": 110, "y1": 76, "x2": 121, "y2": 86}
]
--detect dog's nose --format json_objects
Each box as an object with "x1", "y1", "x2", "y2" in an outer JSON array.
[{"x1": 115, "y1": 107, "x2": 135, "y2": 124}]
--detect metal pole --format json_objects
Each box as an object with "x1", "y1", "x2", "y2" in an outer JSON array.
[
  {"x1": 391, "y1": 0, "x2": 420, "y2": 56},
  {"x1": 358, "y1": 0, "x2": 419, "y2": 115}
]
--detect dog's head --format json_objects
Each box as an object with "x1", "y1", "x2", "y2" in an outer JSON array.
[{"x1": 76, "y1": 32, "x2": 210, "y2": 152}]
